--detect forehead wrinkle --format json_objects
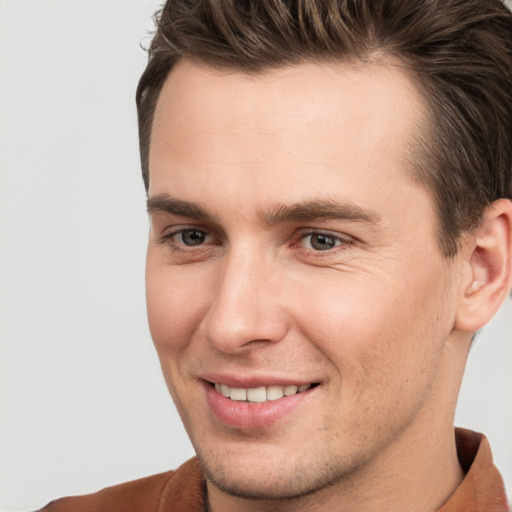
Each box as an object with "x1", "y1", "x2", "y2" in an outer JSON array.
[{"x1": 260, "y1": 199, "x2": 382, "y2": 226}]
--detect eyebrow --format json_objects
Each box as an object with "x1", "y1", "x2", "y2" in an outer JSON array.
[
  {"x1": 260, "y1": 199, "x2": 381, "y2": 226},
  {"x1": 147, "y1": 194, "x2": 216, "y2": 222},
  {"x1": 147, "y1": 194, "x2": 381, "y2": 226}
]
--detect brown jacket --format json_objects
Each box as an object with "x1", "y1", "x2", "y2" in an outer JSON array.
[{"x1": 38, "y1": 429, "x2": 509, "y2": 512}]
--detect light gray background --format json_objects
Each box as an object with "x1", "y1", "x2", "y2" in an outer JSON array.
[{"x1": 0, "y1": 1, "x2": 511, "y2": 510}]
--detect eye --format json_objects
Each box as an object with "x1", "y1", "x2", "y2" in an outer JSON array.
[
  {"x1": 156, "y1": 226, "x2": 219, "y2": 262},
  {"x1": 177, "y1": 229, "x2": 208, "y2": 246},
  {"x1": 301, "y1": 232, "x2": 343, "y2": 251}
]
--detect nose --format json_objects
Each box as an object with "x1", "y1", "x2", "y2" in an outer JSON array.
[{"x1": 201, "y1": 247, "x2": 289, "y2": 354}]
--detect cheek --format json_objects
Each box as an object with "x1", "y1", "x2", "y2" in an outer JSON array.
[
  {"x1": 145, "y1": 259, "x2": 210, "y2": 419},
  {"x1": 291, "y1": 278, "x2": 451, "y2": 447},
  {"x1": 294, "y1": 267, "x2": 454, "y2": 393},
  {"x1": 145, "y1": 257, "x2": 208, "y2": 354}
]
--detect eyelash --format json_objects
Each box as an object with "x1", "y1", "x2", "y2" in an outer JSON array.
[
  {"x1": 295, "y1": 231, "x2": 349, "y2": 252},
  {"x1": 158, "y1": 228, "x2": 217, "y2": 251},
  {"x1": 158, "y1": 227, "x2": 352, "y2": 256}
]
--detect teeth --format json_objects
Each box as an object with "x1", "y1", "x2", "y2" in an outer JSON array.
[
  {"x1": 214, "y1": 383, "x2": 314, "y2": 402},
  {"x1": 266, "y1": 386, "x2": 284, "y2": 401},
  {"x1": 230, "y1": 388, "x2": 247, "y2": 401},
  {"x1": 284, "y1": 385, "x2": 298, "y2": 396},
  {"x1": 246, "y1": 387, "x2": 267, "y2": 403},
  {"x1": 220, "y1": 384, "x2": 230, "y2": 398}
]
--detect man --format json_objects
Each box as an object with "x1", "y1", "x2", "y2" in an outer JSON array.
[{"x1": 40, "y1": 0, "x2": 512, "y2": 510}]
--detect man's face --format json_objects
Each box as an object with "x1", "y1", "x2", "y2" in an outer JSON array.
[{"x1": 146, "y1": 60, "x2": 463, "y2": 499}]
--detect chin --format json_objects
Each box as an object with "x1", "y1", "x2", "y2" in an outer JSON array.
[{"x1": 195, "y1": 445, "x2": 352, "y2": 501}]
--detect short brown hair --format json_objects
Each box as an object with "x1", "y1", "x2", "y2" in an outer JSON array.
[{"x1": 136, "y1": 0, "x2": 512, "y2": 256}]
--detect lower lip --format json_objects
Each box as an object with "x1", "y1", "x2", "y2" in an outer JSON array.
[{"x1": 204, "y1": 382, "x2": 315, "y2": 429}]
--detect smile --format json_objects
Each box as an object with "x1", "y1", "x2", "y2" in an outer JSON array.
[
  {"x1": 205, "y1": 379, "x2": 319, "y2": 428},
  {"x1": 212, "y1": 382, "x2": 316, "y2": 403}
]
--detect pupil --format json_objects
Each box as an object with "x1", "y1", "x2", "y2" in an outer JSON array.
[
  {"x1": 182, "y1": 230, "x2": 205, "y2": 246},
  {"x1": 311, "y1": 234, "x2": 335, "y2": 250}
]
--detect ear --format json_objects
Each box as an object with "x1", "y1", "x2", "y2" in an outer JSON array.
[{"x1": 455, "y1": 199, "x2": 512, "y2": 332}]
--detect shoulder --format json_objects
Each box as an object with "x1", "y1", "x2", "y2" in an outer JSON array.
[
  {"x1": 36, "y1": 466, "x2": 184, "y2": 512},
  {"x1": 36, "y1": 458, "x2": 205, "y2": 512}
]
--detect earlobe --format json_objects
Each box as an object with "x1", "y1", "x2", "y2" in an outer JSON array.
[{"x1": 455, "y1": 199, "x2": 512, "y2": 333}]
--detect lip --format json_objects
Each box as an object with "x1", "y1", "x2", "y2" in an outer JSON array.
[
  {"x1": 201, "y1": 373, "x2": 316, "y2": 389},
  {"x1": 202, "y1": 378, "x2": 318, "y2": 429}
]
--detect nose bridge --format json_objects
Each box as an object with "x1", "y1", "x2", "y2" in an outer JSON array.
[{"x1": 201, "y1": 241, "x2": 287, "y2": 353}]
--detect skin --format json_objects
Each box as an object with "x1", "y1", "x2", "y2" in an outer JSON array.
[{"x1": 146, "y1": 59, "x2": 481, "y2": 512}]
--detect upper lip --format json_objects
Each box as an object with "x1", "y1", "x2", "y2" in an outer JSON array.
[{"x1": 200, "y1": 373, "x2": 319, "y2": 388}]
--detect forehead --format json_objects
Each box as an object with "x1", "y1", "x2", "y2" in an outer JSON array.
[{"x1": 149, "y1": 58, "x2": 429, "y2": 217}]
